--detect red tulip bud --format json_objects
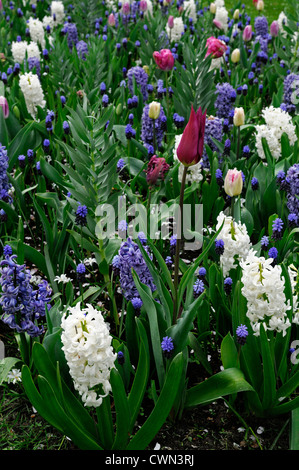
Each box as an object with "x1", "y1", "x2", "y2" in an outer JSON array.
[
  {"x1": 176, "y1": 106, "x2": 207, "y2": 167},
  {"x1": 146, "y1": 155, "x2": 170, "y2": 187}
]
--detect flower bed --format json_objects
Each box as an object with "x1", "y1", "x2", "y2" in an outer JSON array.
[{"x1": 0, "y1": 0, "x2": 298, "y2": 452}]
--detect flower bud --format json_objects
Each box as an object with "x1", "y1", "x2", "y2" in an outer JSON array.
[
  {"x1": 143, "y1": 65, "x2": 150, "y2": 75},
  {"x1": 256, "y1": 0, "x2": 264, "y2": 10},
  {"x1": 243, "y1": 25, "x2": 252, "y2": 41},
  {"x1": 167, "y1": 15, "x2": 174, "y2": 29},
  {"x1": 224, "y1": 169, "x2": 243, "y2": 197},
  {"x1": 140, "y1": 0, "x2": 148, "y2": 11},
  {"x1": 108, "y1": 13, "x2": 115, "y2": 26},
  {"x1": 233, "y1": 107, "x2": 245, "y2": 127},
  {"x1": 270, "y1": 20, "x2": 279, "y2": 37},
  {"x1": 233, "y1": 9, "x2": 240, "y2": 20},
  {"x1": 210, "y1": 2, "x2": 216, "y2": 14},
  {"x1": 231, "y1": 48, "x2": 240, "y2": 63},
  {"x1": 13, "y1": 105, "x2": 20, "y2": 119},
  {"x1": 177, "y1": 106, "x2": 207, "y2": 167},
  {"x1": 148, "y1": 101, "x2": 161, "y2": 120},
  {"x1": 0, "y1": 96, "x2": 9, "y2": 118},
  {"x1": 122, "y1": 2, "x2": 130, "y2": 15}
]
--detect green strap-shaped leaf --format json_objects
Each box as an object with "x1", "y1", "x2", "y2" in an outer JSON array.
[
  {"x1": 110, "y1": 368, "x2": 131, "y2": 450},
  {"x1": 132, "y1": 272, "x2": 165, "y2": 389},
  {"x1": 126, "y1": 352, "x2": 184, "y2": 450},
  {"x1": 128, "y1": 319, "x2": 150, "y2": 432},
  {"x1": 185, "y1": 368, "x2": 254, "y2": 408},
  {"x1": 37, "y1": 375, "x2": 102, "y2": 450},
  {"x1": 291, "y1": 407, "x2": 299, "y2": 450},
  {"x1": 32, "y1": 343, "x2": 97, "y2": 438},
  {"x1": 221, "y1": 333, "x2": 239, "y2": 370},
  {"x1": 260, "y1": 324, "x2": 277, "y2": 411}
]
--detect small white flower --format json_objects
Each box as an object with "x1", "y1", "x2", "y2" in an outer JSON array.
[
  {"x1": 7, "y1": 369, "x2": 22, "y2": 384},
  {"x1": 54, "y1": 274, "x2": 72, "y2": 284}
]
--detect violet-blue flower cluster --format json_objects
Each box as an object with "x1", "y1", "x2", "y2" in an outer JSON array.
[
  {"x1": 0, "y1": 144, "x2": 11, "y2": 203},
  {"x1": 114, "y1": 237, "x2": 156, "y2": 301},
  {"x1": 141, "y1": 103, "x2": 166, "y2": 150},
  {"x1": 0, "y1": 255, "x2": 52, "y2": 337},
  {"x1": 127, "y1": 66, "x2": 149, "y2": 102}
]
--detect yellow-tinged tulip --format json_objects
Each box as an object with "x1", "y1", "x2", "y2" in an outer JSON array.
[
  {"x1": 233, "y1": 9, "x2": 240, "y2": 20},
  {"x1": 224, "y1": 169, "x2": 243, "y2": 197},
  {"x1": 210, "y1": 2, "x2": 216, "y2": 14},
  {"x1": 256, "y1": 0, "x2": 264, "y2": 11},
  {"x1": 148, "y1": 101, "x2": 161, "y2": 120},
  {"x1": 231, "y1": 48, "x2": 240, "y2": 63},
  {"x1": 233, "y1": 107, "x2": 245, "y2": 127}
]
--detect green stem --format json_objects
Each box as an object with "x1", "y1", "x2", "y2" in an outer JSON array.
[
  {"x1": 152, "y1": 119, "x2": 156, "y2": 154},
  {"x1": 173, "y1": 165, "x2": 187, "y2": 324},
  {"x1": 236, "y1": 126, "x2": 241, "y2": 160}
]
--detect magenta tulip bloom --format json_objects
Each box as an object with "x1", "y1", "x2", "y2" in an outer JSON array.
[
  {"x1": 146, "y1": 155, "x2": 170, "y2": 187},
  {"x1": 176, "y1": 106, "x2": 207, "y2": 167},
  {"x1": 153, "y1": 49, "x2": 174, "y2": 71},
  {"x1": 270, "y1": 20, "x2": 279, "y2": 37},
  {"x1": 243, "y1": 25, "x2": 252, "y2": 42},
  {"x1": 108, "y1": 13, "x2": 116, "y2": 26},
  {"x1": 140, "y1": 0, "x2": 148, "y2": 11},
  {"x1": 205, "y1": 36, "x2": 227, "y2": 58},
  {"x1": 0, "y1": 96, "x2": 9, "y2": 119},
  {"x1": 167, "y1": 15, "x2": 174, "y2": 29}
]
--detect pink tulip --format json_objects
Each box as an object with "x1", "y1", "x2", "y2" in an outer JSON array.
[
  {"x1": 176, "y1": 106, "x2": 207, "y2": 167},
  {"x1": 167, "y1": 15, "x2": 174, "y2": 29},
  {"x1": 108, "y1": 13, "x2": 116, "y2": 26},
  {"x1": 0, "y1": 0, "x2": 2, "y2": 11},
  {"x1": 243, "y1": 25, "x2": 252, "y2": 42},
  {"x1": 213, "y1": 19, "x2": 223, "y2": 30},
  {"x1": 0, "y1": 96, "x2": 9, "y2": 119},
  {"x1": 122, "y1": 2, "x2": 130, "y2": 15},
  {"x1": 153, "y1": 49, "x2": 174, "y2": 71},
  {"x1": 270, "y1": 20, "x2": 279, "y2": 37},
  {"x1": 140, "y1": 0, "x2": 148, "y2": 12},
  {"x1": 205, "y1": 36, "x2": 227, "y2": 58}
]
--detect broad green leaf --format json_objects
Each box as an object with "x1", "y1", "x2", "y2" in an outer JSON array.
[{"x1": 185, "y1": 368, "x2": 254, "y2": 408}]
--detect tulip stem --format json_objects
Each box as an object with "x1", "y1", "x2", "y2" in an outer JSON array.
[
  {"x1": 236, "y1": 126, "x2": 241, "y2": 160},
  {"x1": 152, "y1": 119, "x2": 156, "y2": 154},
  {"x1": 173, "y1": 165, "x2": 187, "y2": 324},
  {"x1": 165, "y1": 71, "x2": 170, "y2": 119}
]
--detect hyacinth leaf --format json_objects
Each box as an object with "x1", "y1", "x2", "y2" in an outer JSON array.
[
  {"x1": 177, "y1": 221, "x2": 223, "y2": 311},
  {"x1": 36, "y1": 375, "x2": 102, "y2": 450},
  {"x1": 188, "y1": 332, "x2": 213, "y2": 376},
  {"x1": 291, "y1": 408, "x2": 299, "y2": 450},
  {"x1": 126, "y1": 352, "x2": 184, "y2": 450},
  {"x1": 185, "y1": 368, "x2": 254, "y2": 409},
  {"x1": 96, "y1": 394, "x2": 114, "y2": 450},
  {"x1": 132, "y1": 272, "x2": 165, "y2": 389},
  {"x1": 136, "y1": 239, "x2": 173, "y2": 326},
  {"x1": 128, "y1": 319, "x2": 150, "y2": 432},
  {"x1": 260, "y1": 324, "x2": 277, "y2": 411},
  {"x1": 110, "y1": 368, "x2": 131, "y2": 450},
  {"x1": 166, "y1": 291, "x2": 205, "y2": 357},
  {"x1": 221, "y1": 333, "x2": 239, "y2": 370},
  {"x1": 31, "y1": 342, "x2": 98, "y2": 439}
]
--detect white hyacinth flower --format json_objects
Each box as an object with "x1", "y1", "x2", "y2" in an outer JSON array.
[
  {"x1": 216, "y1": 211, "x2": 252, "y2": 277},
  {"x1": 11, "y1": 41, "x2": 27, "y2": 64},
  {"x1": 61, "y1": 303, "x2": 117, "y2": 408},
  {"x1": 28, "y1": 17, "x2": 45, "y2": 48},
  {"x1": 50, "y1": 1, "x2": 65, "y2": 25},
  {"x1": 166, "y1": 17, "x2": 184, "y2": 42},
  {"x1": 19, "y1": 72, "x2": 46, "y2": 119},
  {"x1": 240, "y1": 251, "x2": 291, "y2": 336},
  {"x1": 255, "y1": 106, "x2": 297, "y2": 161}
]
